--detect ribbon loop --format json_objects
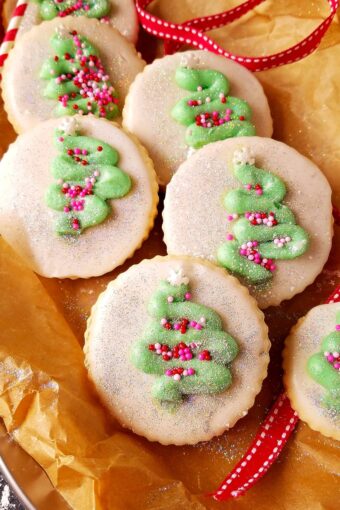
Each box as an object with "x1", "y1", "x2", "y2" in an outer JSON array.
[{"x1": 136, "y1": 0, "x2": 338, "y2": 72}]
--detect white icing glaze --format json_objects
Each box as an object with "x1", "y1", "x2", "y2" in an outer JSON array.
[
  {"x1": 284, "y1": 303, "x2": 340, "y2": 440},
  {"x1": 85, "y1": 255, "x2": 270, "y2": 444},
  {"x1": 163, "y1": 137, "x2": 333, "y2": 309},
  {"x1": 1, "y1": 17, "x2": 145, "y2": 133},
  {"x1": 123, "y1": 50, "x2": 273, "y2": 186},
  {"x1": 0, "y1": 115, "x2": 158, "y2": 278}
]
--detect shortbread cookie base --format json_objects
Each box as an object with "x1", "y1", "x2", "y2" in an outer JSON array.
[
  {"x1": 1, "y1": 16, "x2": 145, "y2": 133},
  {"x1": 283, "y1": 303, "x2": 340, "y2": 441},
  {"x1": 123, "y1": 50, "x2": 273, "y2": 186},
  {"x1": 163, "y1": 136, "x2": 333, "y2": 308},
  {"x1": 84, "y1": 255, "x2": 270, "y2": 445},
  {"x1": 2, "y1": 0, "x2": 139, "y2": 43},
  {"x1": 0, "y1": 116, "x2": 158, "y2": 278}
]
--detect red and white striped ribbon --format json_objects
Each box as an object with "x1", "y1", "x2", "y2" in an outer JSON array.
[
  {"x1": 135, "y1": 0, "x2": 338, "y2": 72},
  {"x1": 0, "y1": 0, "x2": 27, "y2": 76},
  {"x1": 163, "y1": 0, "x2": 265, "y2": 55},
  {"x1": 211, "y1": 283, "x2": 340, "y2": 500}
]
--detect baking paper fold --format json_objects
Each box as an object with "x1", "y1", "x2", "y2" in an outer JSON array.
[
  {"x1": 1, "y1": 0, "x2": 340, "y2": 508},
  {"x1": 1, "y1": 232, "x2": 340, "y2": 510}
]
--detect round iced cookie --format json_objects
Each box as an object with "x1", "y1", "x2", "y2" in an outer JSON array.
[
  {"x1": 0, "y1": 115, "x2": 158, "y2": 278},
  {"x1": 123, "y1": 50, "x2": 272, "y2": 186},
  {"x1": 163, "y1": 137, "x2": 333, "y2": 309},
  {"x1": 85, "y1": 255, "x2": 270, "y2": 445},
  {"x1": 283, "y1": 303, "x2": 340, "y2": 440},
  {"x1": 2, "y1": 0, "x2": 138, "y2": 43},
  {"x1": 1, "y1": 16, "x2": 145, "y2": 133}
]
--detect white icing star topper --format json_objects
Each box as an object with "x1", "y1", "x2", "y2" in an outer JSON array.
[
  {"x1": 58, "y1": 117, "x2": 79, "y2": 136},
  {"x1": 167, "y1": 268, "x2": 190, "y2": 286},
  {"x1": 180, "y1": 52, "x2": 200, "y2": 68},
  {"x1": 232, "y1": 147, "x2": 255, "y2": 166}
]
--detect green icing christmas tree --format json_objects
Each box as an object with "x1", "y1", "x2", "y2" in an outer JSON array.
[
  {"x1": 217, "y1": 148, "x2": 309, "y2": 284},
  {"x1": 46, "y1": 118, "x2": 131, "y2": 235},
  {"x1": 40, "y1": 28, "x2": 119, "y2": 119},
  {"x1": 171, "y1": 66, "x2": 255, "y2": 149},
  {"x1": 130, "y1": 268, "x2": 239, "y2": 408}
]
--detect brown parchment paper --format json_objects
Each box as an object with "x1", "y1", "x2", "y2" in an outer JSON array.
[{"x1": 1, "y1": 1, "x2": 340, "y2": 509}]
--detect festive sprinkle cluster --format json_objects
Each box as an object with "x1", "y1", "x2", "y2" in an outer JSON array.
[
  {"x1": 239, "y1": 241, "x2": 276, "y2": 272},
  {"x1": 54, "y1": 31, "x2": 118, "y2": 117},
  {"x1": 324, "y1": 323, "x2": 340, "y2": 371},
  {"x1": 47, "y1": 0, "x2": 110, "y2": 22},
  {"x1": 148, "y1": 340, "x2": 212, "y2": 381},
  {"x1": 165, "y1": 367, "x2": 196, "y2": 381},
  {"x1": 188, "y1": 88, "x2": 245, "y2": 128},
  {"x1": 160, "y1": 316, "x2": 205, "y2": 333},
  {"x1": 149, "y1": 341, "x2": 198, "y2": 361},
  {"x1": 244, "y1": 183, "x2": 263, "y2": 195},
  {"x1": 273, "y1": 236, "x2": 291, "y2": 248},
  {"x1": 324, "y1": 350, "x2": 340, "y2": 371},
  {"x1": 245, "y1": 211, "x2": 277, "y2": 227},
  {"x1": 57, "y1": 142, "x2": 103, "y2": 231},
  {"x1": 55, "y1": 0, "x2": 90, "y2": 17}
]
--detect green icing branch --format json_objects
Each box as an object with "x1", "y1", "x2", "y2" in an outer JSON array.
[
  {"x1": 46, "y1": 122, "x2": 131, "y2": 235},
  {"x1": 217, "y1": 148, "x2": 309, "y2": 284},
  {"x1": 171, "y1": 67, "x2": 255, "y2": 148}
]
